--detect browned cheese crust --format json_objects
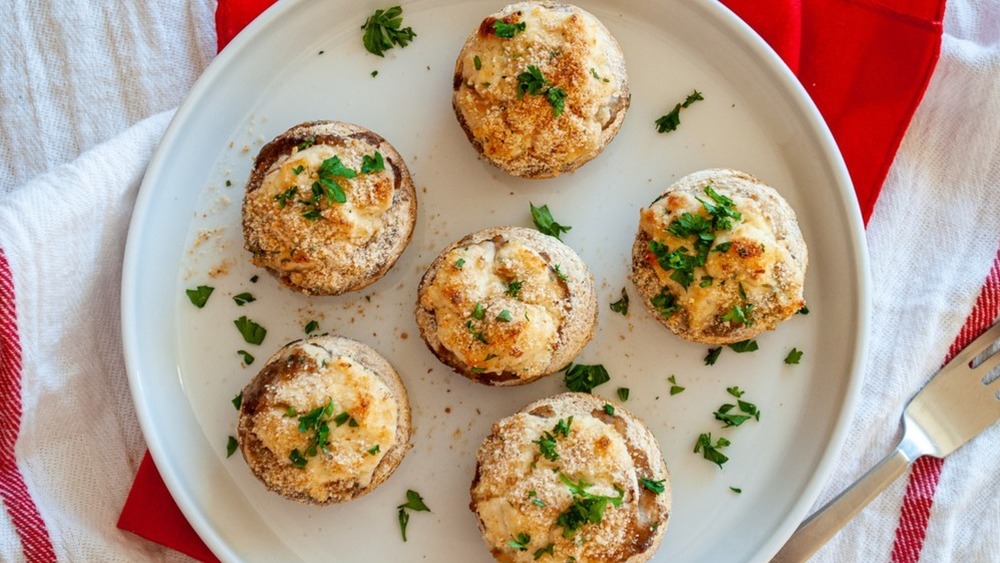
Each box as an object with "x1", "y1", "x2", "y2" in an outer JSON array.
[
  {"x1": 452, "y1": 1, "x2": 629, "y2": 178},
  {"x1": 416, "y1": 227, "x2": 597, "y2": 386},
  {"x1": 470, "y1": 392, "x2": 671, "y2": 562},
  {"x1": 237, "y1": 335, "x2": 411, "y2": 504},
  {"x1": 630, "y1": 169, "x2": 808, "y2": 344},
  {"x1": 242, "y1": 120, "x2": 417, "y2": 295}
]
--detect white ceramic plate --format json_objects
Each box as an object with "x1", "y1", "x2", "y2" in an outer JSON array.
[{"x1": 122, "y1": 0, "x2": 869, "y2": 561}]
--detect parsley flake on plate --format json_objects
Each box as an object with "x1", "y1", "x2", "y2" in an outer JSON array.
[
  {"x1": 785, "y1": 347, "x2": 804, "y2": 364},
  {"x1": 655, "y1": 89, "x2": 704, "y2": 133},
  {"x1": 564, "y1": 363, "x2": 611, "y2": 393},
  {"x1": 610, "y1": 288, "x2": 629, "y2": 315},
  {"x1": 185, "y1": 285, "x2": 214, "y2": 308},
  {"x1": 361, "y1": 6, "x2": 416, "y2": 57},
  {"x1": 397, "y1": 489, "x2": 431, "y2": 541},
  {"x1": 234, "y1": 316, "x2": 266, "y2": 345},
  {"x1": 530, "y1": 202, "x2": 571, "y2": 239}
]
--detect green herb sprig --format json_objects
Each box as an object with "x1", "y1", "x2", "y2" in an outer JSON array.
[{"x1": 362, "y1": 6, "x2": 416, "y2": 57}]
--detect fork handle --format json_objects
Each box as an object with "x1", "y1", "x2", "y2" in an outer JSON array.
[{"x1": 771, "y1": 446, "x2": 914, "y2": 562}]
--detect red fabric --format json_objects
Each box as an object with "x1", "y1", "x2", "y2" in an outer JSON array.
[
  {"x1": 0, "y1": 249, "x2": 57, "y2": 563},
  {"x1": 890, "y1": 248, "x2": 1000, "y2": 563},
  {"x1": 119, "y1": 1, "x2": 947, "y2": 560},
  {"x1": 117, "y1": 452, "x2": 219, "y2": 563}
]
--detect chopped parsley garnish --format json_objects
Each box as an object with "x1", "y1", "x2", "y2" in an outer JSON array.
[
  {"x1": 291, "y1": 165, "x2": 305, "y2": 175},
  {"x1": 694, "y1": 432, "x2": 730, "y2": 469},
  {"x1": 473, "y1": 55, "x2": 482, "y2": 70},
  {"x1": 555, "y1": 473, "x2": 624, "y2": 537},
  {"x1": 493, "y1": 19, "x2": 526, "y2": 38},
  {"x1": 698, "y1": 185, "x2": 742, "y2": 231},
  {"x1": 650, "y1": 287, "x2": 680, "y2": 319},
  {"x1": 371, "y1": 70, "x2": 378, "y2": 77},
  {"x1": 304, "y1": 320, "x2": 319, "y2": 334},
  {"x1": 296, "y1": 137, "x2": 315, "y2": 151},
  {"x1": 236, "y1": 350, "x2": 254, "y2": 365},
  {"x1": 721, "y1": 303, "x2": 754, "y2": 326},
  {"x1": 234, "y1": 316, "x2": 266, "y2": 345},
  {"x1": 333, "y1": 411, "x2": 359, "y2": 427},
  {"x1": 603, "y1": 403, "x2": 615, "y2": 416},
  {"x1": 534, "y1": 544, "x2": 555, "y2": 559},
  {"x1": 360, "y1": 151, "x2": 385, "y2": 173},
  {"x1": 508, "y1": 532, "x2": 531, "y2": 551},
  {"x1": 553, "y1": 417, "x2": 573, "y2": 438},
  {"x1": 233, "y1": 292, "x2": 255, "y2": 306},
  {"x1": 668, "y1": 375, "x2": 685, "y2": 395},
  {"x1": 713, "y1": 241, "x2": 732, "y2": 253},
  {"x1": 730, "y1": 486, "x2": 743, "y2": 494},
  {"x1": 564, "y1": 363, "x2": 611, "y2": 393},
  {"x1": 294, "y1": 399, "x2": 336, "y2": 462},
  {"x1": 226, "y1": 436, "x2": 238, "y2": 458},
  {"x1": 274, "y1": 186, "x2": 298, "y2": 208},
  {"x1": 505, "y1": 279, "x2": 524, "y2": 299},
  {"x1": 546, "y1": 87, "x2": 567, "y2": 116},
  {"x1": 454, "y1": 258, "x2": 466, "y2": 269},
  {"x1": 728, "y1": 339, "x2": 759, "y2": 353},
  {"x1": 397, "y1": 489, "x2": 431, "y2": 542},
  {"x1": 361, "y1": 6, "x2": 416, "y2": 57},
  {"x1": 640, "y1": 477, "x2": 666, "y2": 494},
  {"x1": 232, "y1": 392, "x2": 242, "y2": 410},
  {"x1": 655, "y1": 89, "x2": 704, "y2": 133},
  {"x1": 472, "y1": 302, "x2": 485, "y2": 320},
  {"x1": 712, "y1": 387, "x2": 760, "y2": 428},
  {"x1": 516, "y1": 66, "x2": 567, "y2": 116},
  {"x1": 316, "y1": 155, "x2": 356, "y2": 204},
  {"x1": 465, "y1": 320, "x2": 488, "y2": 344},
  {"x1": 534, "y1": 417, "x2": 572, "y2": 461},
  {"x1": 529, "y1": 490, "x2": 545, "y2": 507},
  {"x1": 289, "y1": 449, "x2": 308, "y2": 468},
  {"x1": 798, "y1": 305, "x2": 810, "y2": 315},
  {"x1": 225, "y1": 179, "x2": 232, "y2": 187},
  {"x1": 610, "y1": 288, "x2": 629, "y2": 315},
  {"x1": 590, "y1": 68, "x2": 609, "y2": 82},
  {"x1": 617, "y1": 387, "x2": 630, "y2": 402},
  {"x1": 785, "y1": 348, "x2": 804, "y2": 364},
  {"x1": 496, "y1": 309, "x2": 513, "y2": 322},
  {"x1": 530, "y1": 202, "x2": 571, "y2": 240},
  {"x1": 700, "y1": 276, "x2": 714, "y2": 287},
  {"x1": 517, "y1": 65, "x2": 547, "y2": 98},
  {"x1": 367, "y1": 444, "x2": 381, "y2": 455},
  {"x1": 185, "y1": 285, "x2": 214, "y2": 308},
  {"x1": 551, "y1": 264, "x2": 568, "y2": 281},
  {"x1": 705, "y1": 347, "x2": 722, "y2": 365},
  {"x1": 250, "y1": 275, "x2": 259, "y2": 283}
]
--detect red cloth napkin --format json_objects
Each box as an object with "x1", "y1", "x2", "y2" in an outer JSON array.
[{"x1": 117, "y1": 0, "x2": 945, "y2": 559}]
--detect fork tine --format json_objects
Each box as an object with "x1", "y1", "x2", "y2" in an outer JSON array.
[
  {"x1": 979, "y1": 350, "x2": 1000, "y2": 384},
  {"x1": 950, "y1": 318, "x2": 1000, "y2": 371}
]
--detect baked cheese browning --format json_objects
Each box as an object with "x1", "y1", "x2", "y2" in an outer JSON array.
[
  {"x1": 453, "y1": 1, "x2": 629, "y2": 178},
  {"x1": 244, "y1": 140, "x2": 394, "y2": 283},
  {"x1": 471, "y1": 394, "x2": 670, "y2": 563},
  {"x1": 634, "y1": 169, "x2": 807, "y2": 343},
  {"x1": 242, "y1": 121, "x2": 417, "y2": 296},
  {"x1": 420, "y1": 237, "x2": 568, "y2": 377},
  {"x1": 242, "y1": 341, "x2": 398, "y2": 503}
]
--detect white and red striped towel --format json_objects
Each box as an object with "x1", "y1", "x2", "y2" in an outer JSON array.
[{"x1": 1, "y1": 0, "x2": 999, "y2": 561}]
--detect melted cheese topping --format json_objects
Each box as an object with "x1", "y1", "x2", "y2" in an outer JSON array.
[
  {"x1": 455, "y1": 2, "x2": 625, "y2": 174},
  {"x1": 253, "y1": 343, "x2": 398, "y2": 501},
  {"x1": 474, "y1": 413, "x2": 637, "y2": 562},
  {"x1": 243, "y1": 140, "x2": 395, "y2": 276},
  {"x1": 639, "y1": 188, "x2": 802, "y2": 333},
  {"x1": 420, "y1": 238, "x2": 568, "y2": 377}
]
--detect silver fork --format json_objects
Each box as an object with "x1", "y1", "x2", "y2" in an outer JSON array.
[{"x1": 772, "y1": 318, "x2": 1000, "y2": 562}]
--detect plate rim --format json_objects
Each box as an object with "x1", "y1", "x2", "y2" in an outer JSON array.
[{"x1": 122, "y1": 0, "x2": 871, "y2": 561}]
